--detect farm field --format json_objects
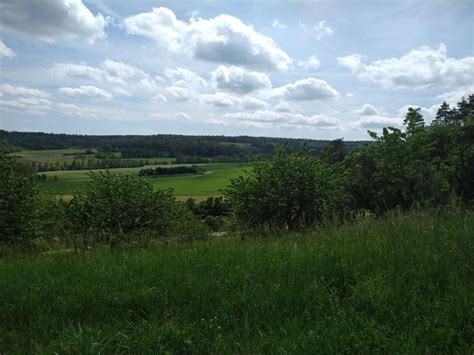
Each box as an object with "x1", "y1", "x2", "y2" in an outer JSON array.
[
  {"x1": 40, "y1": 162, "x2": 250, "y2": 198},
  {"x1": 1, "y1": 209, "x2": 473, "y2": 353},
  {"x1": 12, "y1": 148, "x2": 94, "y2": 163},
  {"x1": 11, "y1": 149, "x2": 175, "y2": 164}
]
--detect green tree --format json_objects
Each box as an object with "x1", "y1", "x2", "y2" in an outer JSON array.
[
  {"x1": 225, "y1": 147, "x2": 350, "y2": 233},
  {"x1": 0, "y1": 149, "x2": 38, "y2": 246}
]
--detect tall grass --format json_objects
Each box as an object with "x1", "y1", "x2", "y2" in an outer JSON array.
[{"x1": 1, "y1": 209, "x2": 473, "y2": 353}]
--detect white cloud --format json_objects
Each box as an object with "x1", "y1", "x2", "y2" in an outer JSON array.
[
  {"x1": 166, "y1": 86, "x2": 195, "y2": 102},
  {"x1": 272, "y1": 77, "x2": 338, "y2": 101},
  {"x1": 313, "y1": 20, "x2": 333, "y2": 40},
  {"x1": 151, "y1": 111, "x2": 192, "y2": 120},
  {"x1": 354, "y1": 104, "x2": 380, "y2": 116},
  {"x1": 353, "y1": 115, "x2": 402, "y2": 129},
  {"x1": 0, "y1": 97, "x2": 52, "y2": 115},
  {"x1": 0, "y1": 83, "x2": 50, "y2": 98},
  {"x1": 241, "y1": 97, "x2": 269, "y2": 110},
  {"x1": 59, "y1": 85, "x2": 113, "y2": 99},
  {"x1": 206, "y1": 117, "x2": 229, "y2": 126},
  {"x1": 224, "y1": 110, "x2": 340, "y2": 129},
  {"x1": 137, "y1": 76, "x2": 161, "y2": 93},
  {"x1": 342, "y1": 44, "x2": 474, "y2": 89},
  {"x1": 272, "y1": 19, "x2": 287, "y2": 30},
  {"x1": 50, "y1": 60, "x2": 143, "y2": 85},
  {"x1": 165, "y1": 67, "x2": 207, "y2": 90},
  {"x1": 56, "y1": 103, "x2": 98, "y2": 119},
  {"x1": 0, "y1": 39, "x2": 15, "y2": 59},
  {"x1": 211, "y1": 65, "x2": 271, "y2": 94},
  {"x1": 297, "y1": 55, "x2": 320, "y2": 70},
  {"x1": 154, "y1": 94, "x2": 168, "y2": 103},
  {"x1": 337, "y1": 54, "x2": 363, "y2": 73},
  {"x1": 274, "y1": 101, "x2": 299, "y2": 112},
  {"x1": 437, "y1": 85, "x2": 474, "y2": 106},
  {"x1": 124, "y1": 7, "x2": 292, "y2": 70},
  {"x1": 102, "y1": 59, "x2": 141, "y2": 79},
  {"x1": 200, "y1": 92, "x2": 240, "y2": 107},
  {"x1": 0, "y1": 0, "x2": 106, "y2": 43},
  {"x1": 50, "y1": 62, "x2": 104, "y2": 80},
  {"x1": 397, "y1": 104, "x2": 439, "y2": 123}
]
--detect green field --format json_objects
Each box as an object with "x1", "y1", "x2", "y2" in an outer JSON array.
[
  {"x1": 12, "y1": 148, "x2": 92, "y2": 163},
  {"x1": 12, "y1": 149, "x2": 175, "y2": 164},
  {"x1": 40, "y1": 163, "x2": 250, "y2": 198},
  {"x1": 1, "y1": 209, "x2": 473, "y2": 353}
]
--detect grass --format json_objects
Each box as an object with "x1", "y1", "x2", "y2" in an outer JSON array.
[
  {"x1": 1, "y1": 209, "x2": 473, "y2": 353},
  {"x1": 40, "y1": 163, "x2": 250, "y2": 197}
]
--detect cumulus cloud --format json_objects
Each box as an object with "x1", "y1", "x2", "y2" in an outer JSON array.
[
  {"x1": 124, "y1": 7, "x2": 292, "y2": 70},
  {"x1": 151, "y1": 111, "x2": 192, "y2": 120},
  {"x1": 313, "y1": 20, "x2": 333, "y2": 40},
  {"x1": 165, "y1": 67, "x2": 207, "y2": 90},
  {"x1": 224, "y1": 110, "x2": 340, "y2": 129},
  {"x1": 211, "y1": 65, "x2": 271, "y2": 94},
  {"x1": 0, "y1": 39, "x2": 15, "y2": 59},
  {"x1": 102, "y1": 59, "x2": 141, "y2": 79},
  {"x1": 297, "y1": 55, "x2": 320, "y2": 70},
  {"x1": 337, "y1": 54, "x2": 363, "y2": 73},
  {"x1": 50, "y1": 60, "x2": 142, "y2": 83},
  {"x1": 340, "y1": 44, "x2": 474, "y2": 89},
  {"x1": 0, "y1": 0, "x2": 107, "y2": 43},
  {"x1": 200, "y1": 92, "x2": 240, "y2": 107},
  {"x1": 241, "y1": 97, "x2": 269, "y2": 110},
  {"x1": 166, "y1": 86, "x2": 195, "y2": 102},
  {"x1": 354, "y1": 104, "x2": 380, "y2": 116},
  {"x1": 272, "y1": 19, "x2": 287, "y2": 30},
  {"x1": 59, "y1": 85, "x2": 113, "y2": 99},
  {"x1": 50, "y1": 62, "x2": 104, "y2": 80},
  {"x1": 206, "y1": 117, "x2": 229, "y2": 126},
  {"x1": 0, "y1": 83, "x2": 52, "y2": 115},
  {"x1": 438, "y1": 85, "x2": 474, "y2": 106},
  {"x1": 56, "y1": 102, "x2": 98, "y2": 119},
  {"x1": 353, "y1": 115, "x2": 402, "y2": 129},
  {"x1": 0, "y1": 97, "x2": 52, "y2": 115},
  {"x1": 272, "y1": 77, "x2": 338, "y2": 101},
  {"x1": 274, "y1": 101, "x2": 299, "y2": 112},
  {"x1": 0, "y1": 83, "x2": 50, "y2": 98}
]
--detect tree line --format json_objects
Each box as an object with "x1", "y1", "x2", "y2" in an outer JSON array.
[
  {"x1": 1, "y1": 130, "x2": 365, "y2": 160},
  {"x1": 139, "y1": 165, "x2": 202, "y2": 177}
]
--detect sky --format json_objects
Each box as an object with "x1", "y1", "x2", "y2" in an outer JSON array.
[{"x1": 0, "y1": 0, "x2": 473, "y2": 140}]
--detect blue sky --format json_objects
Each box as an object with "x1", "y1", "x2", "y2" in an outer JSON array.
[{"x1": 0, "y1": 0, "x2": 473, "y2": 140}]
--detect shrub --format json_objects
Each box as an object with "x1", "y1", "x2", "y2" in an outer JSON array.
[
  {"x1": 68, "y1": 171, "x2": 207, "y2": 247},
  {"x1": 225, "y1": 147, "x2": 350, "y2": 233}
]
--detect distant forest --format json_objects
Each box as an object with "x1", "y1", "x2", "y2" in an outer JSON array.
[{"x1": 0, "y1": 130, "x2": 366, "y2": 160}]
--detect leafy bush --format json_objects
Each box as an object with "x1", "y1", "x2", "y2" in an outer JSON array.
[
  {"x1": 225, "y1": 147, "x2": 350, "y2": 232},
  {"x1": 68, "y1": 171, "x2": 207, "y2": 247}
]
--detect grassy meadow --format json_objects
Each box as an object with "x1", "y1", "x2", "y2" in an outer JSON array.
[
  {"x1": 1, "y1": 209, "x2": 473, "y2": 353},
  {"x1": 40, "y1": 162, "x2": 250, "y2": 198}
]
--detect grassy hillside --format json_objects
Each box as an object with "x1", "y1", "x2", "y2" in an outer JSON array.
[{"x1": 1, "y1": 209, "x2": 473, "y2": 353}]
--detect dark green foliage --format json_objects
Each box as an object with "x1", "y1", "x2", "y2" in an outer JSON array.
[
  {"x1": 68, "y1": 171, "x2": 207, "y2": 246},
  {"x1": 1, "y1": 209, "x2": 472, "y2": 353},
  {"x1": 225, "y1": 147, "x2": 350, "y2": 232},
  {"x1": 321, "y1": 138, "x2": 347, "y2": 164},
  {"x1": 139, "y1": 165, "x2": 202, "y2": 176},
  {"x1": 0, "y1": 149, "x2": 37, "y2": 246},
  {"x1": 346, "y1": 97, "x2": 474, "y2": 213}
]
